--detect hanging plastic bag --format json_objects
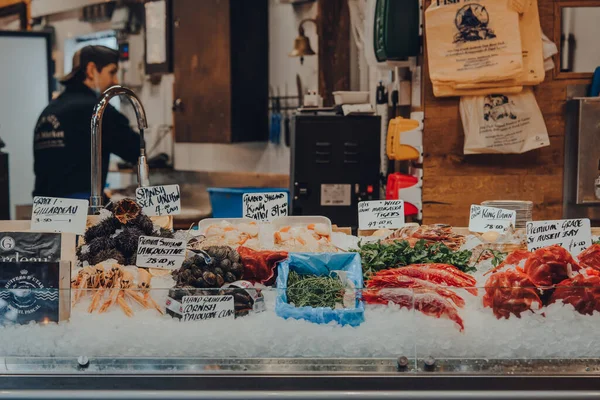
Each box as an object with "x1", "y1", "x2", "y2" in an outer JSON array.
[
  {"x1": 459, "y1": 88, "x2": 549, "y2": 154},
  {"x1": 426, "y1": 0, "x2": 523, "y2": 84}
]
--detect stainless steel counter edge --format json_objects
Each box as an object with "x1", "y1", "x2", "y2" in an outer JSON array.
[{"x1": 0, "y1": 389, "x2": 599, "y2": 400}]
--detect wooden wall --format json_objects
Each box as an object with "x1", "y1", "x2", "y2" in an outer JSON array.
[{"x1": 422, "y1": 0, "x2": 588, "y2": 226}]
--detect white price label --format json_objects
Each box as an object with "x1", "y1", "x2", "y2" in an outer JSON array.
[
  {"x1": 136, "y1": 236, "x2": 186, "y2": 270},
  {"x1": 358, "y1": 200, "x2": 405, "y2": 230},
  {"x1": 135, "y1": 184, "x2": 181, "y2": 216},
  {"x1": 30, "y1": 197, "x2": 89, "y2": 235},
  {"x1": 469, "y1": 205, "x2": 516, "y2": 233},
  {"x1": 526, "y1": 219, "x2": 592, "y2": 255},
  {"x1": 181, "y1": 295, "x2": 235, "y2": 322},
  {"x1": 243, "y1": 192, "x2": 288, "y2": 222}
]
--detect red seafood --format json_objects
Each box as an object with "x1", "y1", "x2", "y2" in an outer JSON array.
[
  {"x1": 524, "y1": 245, "x2": 580, "y2": 287},
  {"x1": 383, "y1": 224, "x2": 466, "y2": 250},
  {"x1": 578, "y1": 244, "x2": 600, "y2": 271},
  {"x1": 483, "y1": 268, "x2": 542, "y2": 319},
  {"x1": 366, "y1": 274, "x2": 465, "y2": 308},
  {"x1": 485, "y1": 249, "x2": 532, "y2": 276},
  {"x1": 362, "y1": 288, "x2": 464, "y2": 332},
  {"x1": 548, "y1": 274, "x2": 600, "y2": 315},
  {"x1": 387, "y1": 265, "x2": 478, "y2": 296},
  {"x1": 237, "y1": 246, "x2": 288, "y2": 285}
]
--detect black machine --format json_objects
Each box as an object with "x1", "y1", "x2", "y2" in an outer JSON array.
[{"x1": 290, "y1": 114, "x2": 381, "y2": 230}]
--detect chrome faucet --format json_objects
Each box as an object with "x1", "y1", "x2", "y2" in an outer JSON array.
[{"x1": 89, "y1": 85, "x2": 149, "y2": 214}]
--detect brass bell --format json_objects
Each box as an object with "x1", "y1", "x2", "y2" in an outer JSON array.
[{"x1": 289, "y1": 18, "x2": 317, "y2": 64}]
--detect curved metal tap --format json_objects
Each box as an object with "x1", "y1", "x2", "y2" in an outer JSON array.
[{"x1": 89, "y1": 85, "x2": 149, "y2": 214}]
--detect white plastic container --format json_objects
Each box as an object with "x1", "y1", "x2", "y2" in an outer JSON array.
[{"x1": 333, "y1": 91, "x2": 370, "y2": 105}]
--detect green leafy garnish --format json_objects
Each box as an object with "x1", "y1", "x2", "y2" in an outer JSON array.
[
  {"x1": 353, "y1": 239, "x2": 475, "y2": 279},
  {"x1": 473, "y1": 248, "x2": 507, "y2": 267},
  {"x1": 286, "y1": 271, "x2": 345, "y2": 309}
]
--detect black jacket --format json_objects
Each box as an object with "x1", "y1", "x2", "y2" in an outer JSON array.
[{"x1": 33, "y1": 82, "x2": 140, "y2": 197}]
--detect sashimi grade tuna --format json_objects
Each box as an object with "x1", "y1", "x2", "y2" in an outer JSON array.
[{"x1": 362, "y1": 288, "x2": 465, "y2": 332}]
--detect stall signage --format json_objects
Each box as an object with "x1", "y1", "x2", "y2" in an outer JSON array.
[
  {"x1": 526, "y1": 219, "x2": 592, "y2": 255},
  {"x1": 358, "y1": 200, "x2": 405, "y2": 230},
  {"x1": 136, "y1": 236, "x2": 186, "y2": 270},
  {"x1": 135, "y1": 184, "x2": 181, "y2": 216},
  {"x1": 30, "y1": 197, "x2": 88, "y2": 235},
  {"x1": 469, "y1": 205, "x2": 516, "y2": 233},
  {"x1": 243, "y1": 192, "x2": 288, "y2": 222},
  {"x1": 181, "y1": 295, "x2": 235, "y2": 322}
]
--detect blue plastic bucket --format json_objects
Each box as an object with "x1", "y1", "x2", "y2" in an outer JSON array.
[{"x1": 207, "y1": 187, "x2": 289, "y2": 218}]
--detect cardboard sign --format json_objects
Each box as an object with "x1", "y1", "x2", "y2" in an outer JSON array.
[
  {"x1": 358, "y1": 200, "x2": 405, "y2": 230},
  {"x1": 135, "y1": 185, "x2": 181, "y2": 216},
  {"x1": 469, "y1": 205, "x2": 516, "y2": 233},
  {"x1": 243, "y1": 192, "x2": 288, "y2": 222},
  {"x1": 181, "y1": 295, "x2": 235, "y2": 322},
  {"x1": 31, "y1": 197, "x2": 88, "y2": 235},
  {"x1": 526, "y1": 219, "x2": 592, "y2": 255},
  {"x1": 136, "y1": 236, "x2": 186, "y2": 270}
]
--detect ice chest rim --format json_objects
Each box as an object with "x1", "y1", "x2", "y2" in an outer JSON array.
[{"x1": 275, "y1": 252, "x2": 365, "y2": 327}]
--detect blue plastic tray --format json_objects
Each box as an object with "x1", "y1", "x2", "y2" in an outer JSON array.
[{"x1": 276, "y1": 253, "x2": 365, "y2": 327}]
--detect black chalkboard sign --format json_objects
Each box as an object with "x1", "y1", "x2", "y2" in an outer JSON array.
[{"x1": 0, "y1": 262, "x2": 61, "y2": 324}]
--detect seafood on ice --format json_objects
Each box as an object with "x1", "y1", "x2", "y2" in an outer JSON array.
[
  {"x1": 382, "y1": 224, "x2": 466, "y2": 250},
  {"x1": 362, "y1": 288, "x2": 465, "y2": 332},
  {"x1": 363, "y1": 263, "x2": 475, "y2": 332},
  {"x1": 548, "y1": 274, "x2": 600, "y2": 315},
  {"x1": 71, "y1": 264, "x2": 163, "y2": 317},
  {"x1": 483, "y1": 268, "x2": 542, "y2": 319},
  {"x1": 198, "y1": 221, "x2": 261, "y2": 249},
  {"x1": 482, "y1": 244, "x2": 600, "y2": 319},
  {"x1": 577, "y1": 244, "x2": 600, "y2": 271},
  {"x1": 273, "y1": 223, "x2": 336, "y2": 252},
  {"x1": 375, "y1": 264, "x2": 478, "y2": 295}
]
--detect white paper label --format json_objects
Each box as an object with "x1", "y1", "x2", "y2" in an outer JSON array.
[
  {"x1": 526, "y1": 219, "x2": 592, "y2": 255},
  {"x1": 30, "y1": 197, "x2": 89, "y2": 235},
  {"x1": 135, "y1": 184, "x2": 181, "y2": 216},
  {"x1": 358, "y1": 200, "x2": 405, "y2": 230},
  {"x1": 136, "y1": 236, "x2": 186, "y2": 270},
  {"x1": 243, "y1": 192, "x2": 288, "y2": 222},
  {"x1": 321, "y1": 184, "x2": 351, "y2": 206},
  {"x1": 181, "y1": 295, "x2": 235, "y2": 322},
  {"x1": 469, "y1": 205, "x2": 516, "y2": 233}
]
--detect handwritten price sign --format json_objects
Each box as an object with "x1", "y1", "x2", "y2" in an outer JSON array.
[
  {"x1": 136, "y1": 185, "x2": 181, "y2": 216},
  {"x1": 136, "y1": 236, "x2": 186, "y2": 270},
  {"x1": 30, "y1": 197, "x2": 89, "y2": 235},
  {"x1": 358, "y1": 200, "x2": 405, "y2": 231},
  {"x1": 469, "y1": 205, "x2": 516, "y2": 234},
  {"x1": 526, "y1": 219, "x2": 592, "y2": 255},
  {"x1": 243, "y1": 192, "x2": 288, "y2": 222}
]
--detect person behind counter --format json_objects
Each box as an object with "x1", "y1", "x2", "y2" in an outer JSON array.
[{"x1": 33, "y1": 45, "x2": 141, "y2": 200}]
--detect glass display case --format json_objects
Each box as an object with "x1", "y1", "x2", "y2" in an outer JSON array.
[{"x1": 1, "y1": 282, "x2": 599, "y2": 399}]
